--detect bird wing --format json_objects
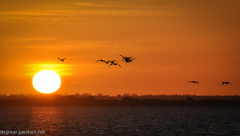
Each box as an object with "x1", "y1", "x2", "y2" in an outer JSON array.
[
  {"x1": 109, "y1": 63, "x2": 113, "y2": 67},
  {"x1": 96, "y1": 60, "x2": 104, "y2": 62},
  {"x1": 120, "y1": 54, "x2": 127, "y2": 58}
]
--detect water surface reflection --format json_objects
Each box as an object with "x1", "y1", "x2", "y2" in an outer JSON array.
[{"x1": 0, "y1": 106, "x2": 240, "y2": 135}]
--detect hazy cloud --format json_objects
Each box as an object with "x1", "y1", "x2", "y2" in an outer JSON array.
[{"x1": 1, "y1": 0, "x2": 239, "y2": 24}]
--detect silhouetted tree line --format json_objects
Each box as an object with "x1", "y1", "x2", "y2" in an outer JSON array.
[
  {"x1": 1, "y1": 93, "x2": 240, "y2": 101},
  {"x1": 0, "y1": 94, "x2": 240, "y2": 106}
]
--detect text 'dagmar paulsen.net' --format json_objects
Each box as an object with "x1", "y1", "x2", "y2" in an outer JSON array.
[{"x1": 0, "y1": 130, "x2": 45, "y2": 135}]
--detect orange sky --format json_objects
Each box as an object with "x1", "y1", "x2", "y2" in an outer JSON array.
[{"x1": 1, "y1": 0, "x2": 240, "y2": 96}]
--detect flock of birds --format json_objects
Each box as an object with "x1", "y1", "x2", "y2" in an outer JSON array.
[
  {"x1": 188, "y1": 81, "x2": 232, "y2": 85},
  {"x1": 95, "y1": 54, "x2": 136, "y2": 68},
  {"x1": 58, "y1": 56, "x2": 231, "y2": 86},
  {"x1": 58, "y1": 54, "x2": 135, "y2": 68},
  {"x1": 59, "y1": 55, "x2": 135, "y2": 68}
]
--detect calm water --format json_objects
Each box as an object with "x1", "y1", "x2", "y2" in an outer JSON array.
[{"x1": 0, "y1": 106, "x2": 240, "y2": 136}]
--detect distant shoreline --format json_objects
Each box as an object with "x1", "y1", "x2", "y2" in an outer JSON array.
[
  {"x1": 1, "y1": 96, "x2": 240, "y2": 107},
  {"x1": 1, "y1": 94, "x2": 240, "y2": 101}
]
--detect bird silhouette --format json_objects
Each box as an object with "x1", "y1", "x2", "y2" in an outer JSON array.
[
  {"x1": 96, "y1": 59, "x2": 109, "y2": 64},
  {"x1": 119, "y1": 54, "x2": 136, "y2": 63},
  {"x1": 108, "y1": 60, "x2": 116, "y2": 64},
  {"x1": 188, "y1": 81, "x2": 199, "y2": 84},
  {"x1": 107, "y1": 60, "x2": 121, "y2": 67},
  {"x1": 222, "y1": 82, "x2": 232, "y2": 85},
  {"x1": 58, "y1": 58, "x2": 66, "y2": 62},
  {"x1": 109, "y1": 62, "x2": 121, "y2": 68},
  {"x1": 96, "y1": 60, "x2": 120, "y2": 67}
]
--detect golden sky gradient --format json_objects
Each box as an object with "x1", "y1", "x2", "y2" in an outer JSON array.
[{"x1": 1, "y1": 0, "x2": 240, "y2": 95}]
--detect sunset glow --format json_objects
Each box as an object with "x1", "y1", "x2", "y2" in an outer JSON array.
[{"x1": 0, "y1": 0, "x2": 240, "y2": 96}]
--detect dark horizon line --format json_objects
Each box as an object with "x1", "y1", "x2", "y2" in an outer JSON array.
[
  {"x1": 1, "y1": 96, "x2": 240, "y2": 107},
  {"x1": 0, "y1": 93, "x2": 239, "y2": 97},
  {"x1": 1, "y1": 93, "x2": 240, "y2": 101}
]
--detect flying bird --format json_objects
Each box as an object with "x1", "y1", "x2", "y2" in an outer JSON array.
[
  {"x1": 96, "y1": 59, "x2": 121, "y2": 67},
  {"x1": 96, "y1": 59, "x2": 109, "y2": 64},
  {"x1": 222, "y1": 82, "x2": 232, "y2": 85},
  {"x1": 107, "y1": 60, "x2": 121, "y2": 67},
  {"x1": 188, "y1": 81, "x2": 199, "y2": 84},
  {"x1": 119, "y1": 54, "x2": 136, "y2": 63},
  {"x1": 109, "y1": 62, "x2": 121, "y2": 68},
  {"x1": 58, "y1": 58, "x2": 66, "y2": 62}
]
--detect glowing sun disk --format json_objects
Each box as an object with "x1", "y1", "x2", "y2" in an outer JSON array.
[{"x1": 32, "y1": 70, "x2": 61, "y2": 93}]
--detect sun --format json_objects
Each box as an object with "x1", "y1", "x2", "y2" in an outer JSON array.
[{"x1": 32, "y1": 70, "x2": 61, "y2": 94}]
